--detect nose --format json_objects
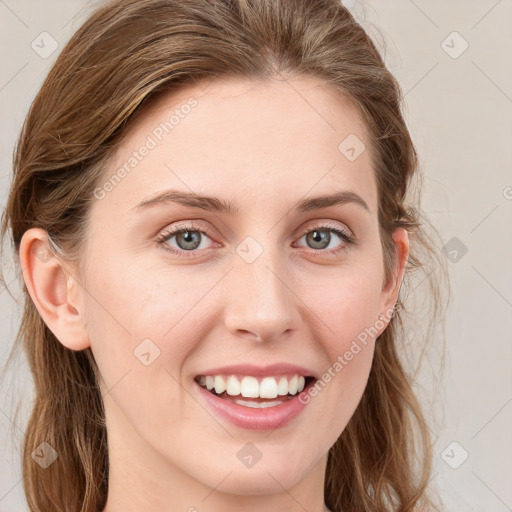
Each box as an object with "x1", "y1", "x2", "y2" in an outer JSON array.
[{"x1": 224, "y1": 247, "x2": 302, "y2": 343}]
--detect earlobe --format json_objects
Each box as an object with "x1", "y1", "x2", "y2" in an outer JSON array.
[{"x1": 18, "y1": 228, "x2": 90, "y2": 351}]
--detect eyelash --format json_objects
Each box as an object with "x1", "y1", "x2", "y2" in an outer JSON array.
[{"x1": 155, "y1": 221, "x2": 356, "y2": 258}]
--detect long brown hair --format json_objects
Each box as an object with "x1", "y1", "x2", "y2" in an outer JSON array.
[{"x1": 0, "y1": 0, "x2": 448, "y2": 510}]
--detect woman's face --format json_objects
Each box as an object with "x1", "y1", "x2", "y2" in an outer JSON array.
[{"x1": 50, "y1": 77, "x2": 407, "y2": 502}]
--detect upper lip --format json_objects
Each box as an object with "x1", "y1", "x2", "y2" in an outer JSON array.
[{"x1": 195, "y1": 363, "x2": 318, "y2": 379}]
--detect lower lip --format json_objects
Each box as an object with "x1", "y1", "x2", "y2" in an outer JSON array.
[{"x1": 195, "y1": 381, "x2": 312, "y2": 431}]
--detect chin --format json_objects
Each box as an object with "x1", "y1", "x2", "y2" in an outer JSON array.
[{"x1": 214, "y1": 467, "x2": 306, "y2": 496}]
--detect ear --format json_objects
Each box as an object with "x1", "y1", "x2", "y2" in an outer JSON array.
[
  {"x1": 18, "y1": 228, "x2": 90, "y2": 351},
  {"x1": 379, "y1": 227, "x2": 409, "y2": 317}
]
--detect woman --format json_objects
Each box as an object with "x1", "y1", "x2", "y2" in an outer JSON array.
[{"x1": 0, "y1": 0, "x2": 447, "y2": 510}]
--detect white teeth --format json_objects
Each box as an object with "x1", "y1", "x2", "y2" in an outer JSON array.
[
  {"x1": 288, "y1": 375, "x2": 298, "y2": 395},
  {"x1": 277, "y1": 376, "x2": 289, "y2": 395},
  {"x1": 260, "y1": 377, "x2": 278, "y2": 399},
  {"x1": 214, "y1": 375, "x2": 226, "y2": 394},
  {"x1": 240, "y1": 376, "x2": 259, "y2": 398},
  {"x1": 226, "y1": 375, "x2": 241, "y2": 396},
  {"x1": 234, "y1": 398, "x2": 283, "y2": 408},
  {"x1": 205, "y1": 375, "x2": 215, "y2": 390},
  {"x1": 198, "y1": 373, "x2": 310, "y2": 398}
]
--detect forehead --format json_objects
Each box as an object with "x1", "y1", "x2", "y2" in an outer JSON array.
[{"x1": 93, "y1": 76, "x2": 377, "y2": 218}]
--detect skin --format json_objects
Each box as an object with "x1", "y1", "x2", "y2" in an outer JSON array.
[{"x1": 19, "y1": 76, "x2": 409, "y2": 512}]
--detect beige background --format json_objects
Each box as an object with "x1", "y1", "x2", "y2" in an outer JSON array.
[{"x1": 1, "y1": 1, "x2": 511, "y2": 510}]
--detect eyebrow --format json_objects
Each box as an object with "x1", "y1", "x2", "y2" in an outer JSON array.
[{"x1": 130, "y1": 189, "x2": 370, "y2": 215}]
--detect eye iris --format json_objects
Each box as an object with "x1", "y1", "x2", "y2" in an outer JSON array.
[
  {"x1": 307, "y1": 229, "x2": 330, "y2": 249},
  {"x1": 176, "y1": 230, "x2": 201, "y2": 250},
  {"x1": 169, "y1": 227, "x2": 342, "y2": 253}
]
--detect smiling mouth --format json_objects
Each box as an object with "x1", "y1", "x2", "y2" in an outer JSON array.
[{"x1": 194, "y1": 374, "x2": 316, "y2": 408}]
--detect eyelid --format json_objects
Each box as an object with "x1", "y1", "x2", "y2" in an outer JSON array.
[
  {"x1": 155, "y1": 219, "x2": 356, "y2": 256},
  {"x1": 155, "y1": 220, "x2": 218, "y2": 247},
  {"x1": 297, "y1": 219, "x2": 354, "y2": 240},
  {"x1": 159, "y1": 220, "x2": 213, "y2": 237}
]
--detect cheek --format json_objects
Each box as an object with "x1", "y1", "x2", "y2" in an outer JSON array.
[
  {"x1": 82, "y1": 255, "x2": 210, "y2": 413},
  {"x1": 83, "y1": 284, "x2": 189, "y2": 441},
  {"x1": 306, "y1": 320, "x2": 376, "y2": 440},
  {"x1": 84, "y1": 252, "x2": 196, "y2": 354},
  {"x1": 307, "y1": 266, "x2": 383, "y2": 349},
  {"x1": 299, "y1": 266, "x2": 382, "y2": 426}
]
